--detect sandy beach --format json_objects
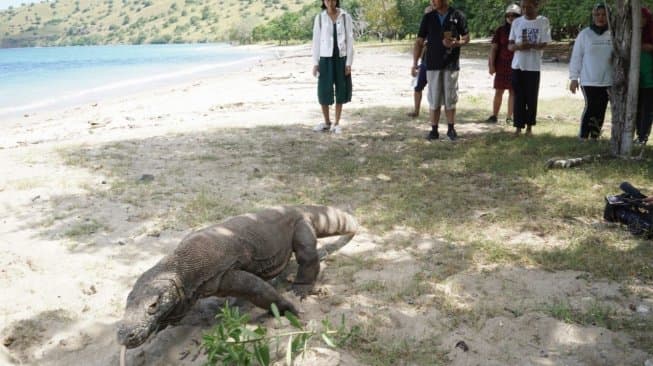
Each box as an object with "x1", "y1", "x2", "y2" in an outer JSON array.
[{"x1": 2, "y1": 43, "x2": 650, "y2": 366}]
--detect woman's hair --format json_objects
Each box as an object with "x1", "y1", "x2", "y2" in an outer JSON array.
[{"x1": 321, "y1": 0, "x2": 340, "y2": 10}]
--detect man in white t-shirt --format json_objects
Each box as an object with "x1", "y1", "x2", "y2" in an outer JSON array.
[{"x1": 508, "y1": 0, "x2": 551, "y2": 136}]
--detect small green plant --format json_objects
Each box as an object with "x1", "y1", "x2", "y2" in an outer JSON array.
[{"x1": 202, "y1": 302, "x2": 358, "y2": 366}]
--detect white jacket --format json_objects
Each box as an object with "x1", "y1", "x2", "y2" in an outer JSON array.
[
  {"x1": 311, "y1": 9, "x2": 354, "y2": 67},
  {"x1": 569, "y1": 27, "x2": 613, "y2": 86}
]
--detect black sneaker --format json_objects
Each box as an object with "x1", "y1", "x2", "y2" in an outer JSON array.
[
  {"x1": 486, "y1": 115, "x2": 498, "y2": 123},
  {"x1": 446, "y1": 128, "x2": 457, "y2": 141},
  {"x1": 427, "y1": 130, "x2": 439, "y2": 140}
]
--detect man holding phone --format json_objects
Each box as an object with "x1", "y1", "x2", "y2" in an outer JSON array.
[{"x1": 412, "y1": 0, "x2": 470, "y2": 141}]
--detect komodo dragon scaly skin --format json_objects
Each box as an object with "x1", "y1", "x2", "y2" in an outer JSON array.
[{"x1": 116, "y1": 205, "x2": 357, "y2": 349}]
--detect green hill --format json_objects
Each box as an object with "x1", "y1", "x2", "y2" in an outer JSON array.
[{"x1": 0, "y1": 0, "x2": 313, "y2": 47}]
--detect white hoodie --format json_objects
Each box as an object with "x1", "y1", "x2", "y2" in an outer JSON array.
[
  {"x1": 569, "y1": 27, "x2": 613, "y2": 86},
  {"x1": 311, "y1": 9, "x2": 354, "y2": 67}
]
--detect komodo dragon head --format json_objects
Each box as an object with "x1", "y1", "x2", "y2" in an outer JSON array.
[{"x1": 116, "y1": 271, "x2": 186, "y2": 349}]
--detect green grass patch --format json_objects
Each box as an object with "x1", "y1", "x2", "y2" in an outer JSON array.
[{"x1": 64, "y1": 219, "x2": 104, "y2": 237}]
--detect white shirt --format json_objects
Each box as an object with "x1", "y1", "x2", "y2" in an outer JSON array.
[
  {"x1": 311, "y1": 9, "x2": 354, "y2": 67},
  {"x1": 569, "y1": 27, "x2": 613, "y2": 86},
  {"x1": 509, "y1": 15, "x2": 552, "y2": 71}
]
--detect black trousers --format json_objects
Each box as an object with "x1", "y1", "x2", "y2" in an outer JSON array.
[
  {"x1": 511, "y1": 69, "x2": 540, "y2": 128},
  {"x1": 637, "y1": 87, "x2": 653, "y2": 141},
  {"x1": 580, "y1": 86, "x2": 609, "y2": 138}
]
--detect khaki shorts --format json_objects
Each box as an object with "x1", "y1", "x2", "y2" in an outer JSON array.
[{"x1": 426, "y1": 70, "x2": 459, "y2": 110}]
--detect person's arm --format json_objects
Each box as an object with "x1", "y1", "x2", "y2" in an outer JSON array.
[
  {"x1": 311, "y1": 13, "x2": 321, "y2": 76},
  {"x1": 568, "y1": 31, "x2": 584, "y2": 93},
  {"x1": 453, "y1": 33, "x2": 470, "y2": 47},
  {"x1": 344, "y1": 13, "x2": 354, "y2": 75},
  {"x1": 507, "y1": 20, "x2": 518, "y2": 52},
  {"x1": 535, "y1": 17, "x2": 552, "y2": 50},
  {"x1": 413, "y1": 15, "x2": 428, "y2": 77},
  {"x1": 413, "y1": 37, "x2": 425, "y2": 77},
  {"x1": 488, "y1": 43, "x2": 498, "y2": 74},
  {"x1": 445, "y1": 11, "x2": 470, "y2": 48}
]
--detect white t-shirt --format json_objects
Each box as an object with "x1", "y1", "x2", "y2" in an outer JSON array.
[
  {"x1": 509, "y1": 15, "x2": 552, "y2": 71},
  {"x1": 568, "y1": 27, "x2": 613, "y2": 86}
]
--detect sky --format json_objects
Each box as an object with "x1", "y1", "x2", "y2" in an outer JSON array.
[{"x1": 0, "y1": 0, "x2": 39, "y2": 10}]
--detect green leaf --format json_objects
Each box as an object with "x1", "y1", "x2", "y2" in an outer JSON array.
[
  {"x1": 254, "y1": 344, "x2": 270, "y2": 366},
  {"x1": 285, "y1": 311, "x2": 303, "y2": 329},
  {"x1": 242, "y1": 327, "x2": 262, "y2": 341},
  {"x1": 321, "y1": 333, "x2": 336, "y2": 348},
  {"x1": 271, "y1": 303, "x2": 281, "y2": 320}
]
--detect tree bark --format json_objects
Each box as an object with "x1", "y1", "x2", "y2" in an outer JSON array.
[{"x1": 610, "y1": 0, "x2": 641, "y2": 157}]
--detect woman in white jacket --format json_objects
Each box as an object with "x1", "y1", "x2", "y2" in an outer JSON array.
[
  {"x1": 568, "y1": 4, "x2": 612, "y2": 140},
  {"x1": 311, "y1": 0, "x2": 354, "y2": 134}
]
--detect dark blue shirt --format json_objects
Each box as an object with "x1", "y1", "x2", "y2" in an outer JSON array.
[{"x1": 418, "y1": 7, "x2": 469, "y2": 71}]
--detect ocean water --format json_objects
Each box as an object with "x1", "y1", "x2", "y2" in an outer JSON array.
[{"x1": 0, "y1": 43, "x2": 265, "y2": 118}]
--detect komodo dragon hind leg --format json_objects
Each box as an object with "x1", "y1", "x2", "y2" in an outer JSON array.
[
  {"x1": 291, "y1": 219, "x2": 319, "y2": 298},
  {"x1": 219, "y1": 269, "x2": 299, "y2": 315}
]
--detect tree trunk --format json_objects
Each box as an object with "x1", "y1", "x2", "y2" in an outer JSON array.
[{"x1": 610, "y1": 0, "x2": 641, "y2": 157}]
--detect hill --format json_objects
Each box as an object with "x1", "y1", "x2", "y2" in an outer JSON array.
[{"x1": 0, "y1": 0, "x2": 313, "y2": 47}]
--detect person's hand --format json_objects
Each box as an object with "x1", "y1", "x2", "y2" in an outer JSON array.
[
  {"x1": 345, "y1": 65, "x2": 351, "y2": 76},
  {"x1": 569, "y1": 80, "x2": 579, "y2": 94},
  {"x1": 411, "y1": 65, "x2": 418, "y2": 77},
  {"x1": 644, "y1": 196, "x2": 653, "y2": 204},
  {"x1": 489, "y1": 64, "x2": 496, "y2": 75},
  {"x1": 443, "y1": 37, "x2": 454, "y2": 48},
  {"x1": 312, "y1": 65, "x2": 319, "y2": 77}
]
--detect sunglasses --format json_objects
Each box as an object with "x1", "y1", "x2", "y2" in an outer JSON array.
[{"x1": 506, "y1": 13, "x2": 520, "y2": 18}]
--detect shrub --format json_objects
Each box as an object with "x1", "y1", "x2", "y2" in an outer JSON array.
[{"x1": 203, "y1": 303, "x2": 358, "y2": 366}]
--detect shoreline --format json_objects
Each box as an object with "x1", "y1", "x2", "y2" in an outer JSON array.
[
  {"x1": 0, "y1": 41, "x2": 576, "y2": 126},
  {"x1": 0, "y1": 43, "x2": 282, "y2": 121}
]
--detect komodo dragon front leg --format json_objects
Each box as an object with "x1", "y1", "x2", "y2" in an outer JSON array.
[
  {"x1": 290, "y1": 219, "x2": 320, "y2": 297},
  {"x1": 217, "y1": 270, "x2": 299, "y2": 315}
]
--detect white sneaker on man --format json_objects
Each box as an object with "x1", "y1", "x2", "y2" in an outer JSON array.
[{"x1": 330, "y1": 125, "x2": 342, "y2": 134}]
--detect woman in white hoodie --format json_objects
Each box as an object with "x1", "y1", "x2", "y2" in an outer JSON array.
[
  {"x1": 568, "y1": 4, "x2": 612, "y2": 140},
  {"x1": 311, "y1": 0, "x2": 354, "y2": 134}
]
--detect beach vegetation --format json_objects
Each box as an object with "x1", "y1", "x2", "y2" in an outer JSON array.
[{"x1": 203, "y1": 303, "x2": 358, "y2": 366}]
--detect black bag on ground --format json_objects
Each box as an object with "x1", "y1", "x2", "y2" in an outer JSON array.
[{"x1": 604, "y1": 182, "x2": 652, "y2": 238}]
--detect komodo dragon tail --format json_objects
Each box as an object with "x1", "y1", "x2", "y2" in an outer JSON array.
[{"x1": 301, "y1": 205, "x2": 358, "y2": 238}]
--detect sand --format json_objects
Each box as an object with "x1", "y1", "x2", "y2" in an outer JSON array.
[{"x1": 1, "y1": 43, "x2": 650, "y2": 366}]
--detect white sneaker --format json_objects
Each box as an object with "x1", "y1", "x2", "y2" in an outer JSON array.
[
  {"x1": 330, "y1": 125, "x2": 342, "y2": 134},
  {"x1": 313, "y1": 122, "x2": 331, "y2": 132}
]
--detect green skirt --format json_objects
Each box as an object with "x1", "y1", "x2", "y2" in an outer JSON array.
[{"x1": 317, "y1": 56, "x2": 352, "y2": 105}]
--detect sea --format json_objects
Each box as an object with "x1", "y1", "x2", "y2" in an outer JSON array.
[{"x1": 0, "y1": 43, "x2": 267, "y2": 119}]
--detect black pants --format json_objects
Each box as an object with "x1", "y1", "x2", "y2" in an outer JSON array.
[
  {"x1": 511, "y1": 69, "x2": 540, "y2": 128},
  {"x1": 637, "y1": 88, "x2": 653, "y2": 142},
  {"x1": 580, "y1": 86, "x2": 609, "y2": 138}
]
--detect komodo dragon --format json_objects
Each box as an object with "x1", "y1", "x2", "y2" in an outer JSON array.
[{"x1": 116, "y1": 205, "x2": 357, "y2": 349}]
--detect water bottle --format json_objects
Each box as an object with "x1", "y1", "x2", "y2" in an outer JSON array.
[{"x1": 411, "y1": 76, "x2": 418, "y2": 88}]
